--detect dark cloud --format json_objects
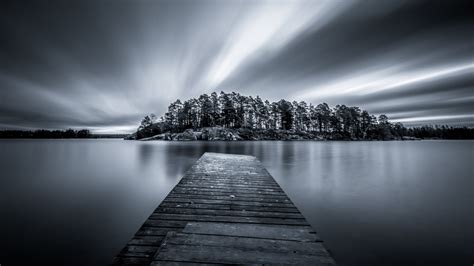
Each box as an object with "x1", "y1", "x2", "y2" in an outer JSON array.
[{"x1": 0, "y1": 0, "x2": 472, "y2": 133}]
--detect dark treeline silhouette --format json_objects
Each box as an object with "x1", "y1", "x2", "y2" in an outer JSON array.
[
  {"x1": 0, "y1": 129, "x2": 92, "y2": 139},
  {"x1": 408, "y1": 125, "x2": 474, "y2": 139},
  {"x1": 134, "y1": 91, "x2": 473, "y2": 140}
]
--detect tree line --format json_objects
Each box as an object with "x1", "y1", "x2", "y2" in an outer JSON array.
[
  {"x1": 136, "y1": 91, "x2": 473, "y2": 140},
  {"x1": 0, "y1": 129, "x2": 92, "y2": 138}
]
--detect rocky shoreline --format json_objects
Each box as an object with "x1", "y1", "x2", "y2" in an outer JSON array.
[{"x1": 125, "y1": 127, "x2": 420, "y2": 141}]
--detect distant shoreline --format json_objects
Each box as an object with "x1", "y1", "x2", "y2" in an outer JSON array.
[
  {"x1": 0, "y1": 136, "x2": 127, "y2": 139},
  {"x1": 0, "y1": 129, "x2": 127, "y2": 139}
]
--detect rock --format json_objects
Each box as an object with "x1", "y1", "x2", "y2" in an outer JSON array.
[
  {"x1": 138, "y1": 133, "x2": 170, "y2": 141},
  {"x1": 402, "y1": 136, "x2": 421, "y2": 141},
  {"x1": 176, "y1": 129, "x2": 197, "y2": 141},
  {"x1": 199, "y1": 127, "x2": 242, "y2": 141}
]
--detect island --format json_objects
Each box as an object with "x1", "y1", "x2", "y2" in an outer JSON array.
[{"x1": 127, "y1": 91, "x2": 473, "y2": 141}]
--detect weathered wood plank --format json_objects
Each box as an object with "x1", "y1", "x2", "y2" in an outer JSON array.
[
  {"x1": 161, "y1": 232, "x2": 327, "y2": 254},
  {"x1": 153, "y1": 232, "x2": 335, "y2": 265},
  {"x1": 169, "y1": 190, "x2": 289, "y2": 199},
  {"x1": 128, "y1": 236, "x2": 165, "y2": 246},
  {"x1": 162, "y1": 197, "x2": 296, "y2": 208},
  {"x1": 117, "y1": 245, "x2": 158, "y2": 259},
  {"x1": 159, "y1": 201, "x2": 300, "y2": 213},
  {"x1": 112, "y1": 256, "x2": 153, "y2": 265},
  {"x1": 136, "y1": 220, "x2": 188, "y2": 228},
  {"x1": 146, "y1": 214, "x2": 309, "y2": 226},
  {"x1": 165, "y1": 194, "x2": 292, "y2": 203},
  {"x1": 180, "y1": 179, "x2": 279, "y2": 186},
  {"x1": 174, "y1": 185, "x2": 285, "y2": 194},
  {"x1": 178, "y1": 181, "x2": 281, "y2": 189},
  {"x1": 135, "y1": 228, "x2": 178, "y2": 237},
  {"x1": 180, "y1": 177, "x2": 277, "y2": 183},
  {"x1": 182, "y1": 222, "x2": 319, "y2": 241},
  {"x1": 153, "y1": 207, "x2": 305, "y2": 219}
]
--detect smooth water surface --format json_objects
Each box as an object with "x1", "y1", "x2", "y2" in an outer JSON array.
[{"x1": 0, "y1": 140, "x2": 472, "y2": 265}]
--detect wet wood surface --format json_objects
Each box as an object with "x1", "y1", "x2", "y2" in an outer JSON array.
[{"x1": 113, "y1": 152, "x2": 335, "y2": 265}]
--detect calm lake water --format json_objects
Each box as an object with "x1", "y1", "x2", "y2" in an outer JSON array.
[{"x1": 0, "y1": 139, "x2": 472, "y2": 265}]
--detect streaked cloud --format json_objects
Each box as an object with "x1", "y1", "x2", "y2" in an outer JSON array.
[
  {"x1": 295, "y1": 63, "x2": 474, "y2": 99},
  {"x1": 204, "y1": 0, "x2": 352, "y2": 88}
]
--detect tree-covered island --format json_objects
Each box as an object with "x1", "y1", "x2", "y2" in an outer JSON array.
[{"x1": 128, "y1": 91, "x2": 473, "y2": 141}]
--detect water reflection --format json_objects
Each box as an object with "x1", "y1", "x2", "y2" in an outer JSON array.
[{"x1": 138, "y1": 143, "x2": 154, "y2": 166}]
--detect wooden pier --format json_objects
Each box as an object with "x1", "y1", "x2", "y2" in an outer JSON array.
[{"x1": 113, "y1": 152, "x2": 336, "y2": 265}]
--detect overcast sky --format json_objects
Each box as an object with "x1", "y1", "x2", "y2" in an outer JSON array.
[{"x1": 1, "y1": 0, "x2": 473, "y2": 133}]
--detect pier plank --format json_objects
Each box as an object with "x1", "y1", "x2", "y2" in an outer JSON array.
[
  {"x1": 182, "y1": 222, "x2": 320, "y2": 242},
  {"x1": 152, "y1": 231, "x2": 334, "y2": 265},
  {"x1": 153, "y1": 207, "x2": 305, "y2": 219},
  {"x1": 159, "y1": 201, "x2": 300, "y2": 213}
]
